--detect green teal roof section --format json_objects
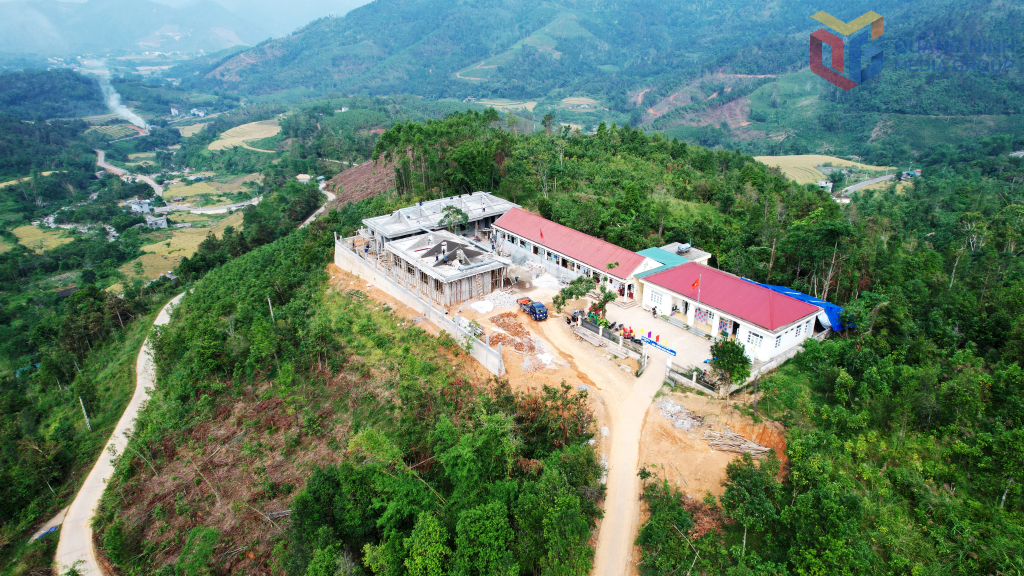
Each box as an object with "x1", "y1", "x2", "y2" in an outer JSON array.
[
  {"x1": 637, "y1": 247, "x2": 690, "y2": 266},
  {"x1": 634, "y1": 248, "x2": 690, "y2": 279}
]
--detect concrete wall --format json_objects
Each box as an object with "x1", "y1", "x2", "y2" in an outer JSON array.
[{"x1": 335, "y1": 235, "x2": 506, "y2": 376}]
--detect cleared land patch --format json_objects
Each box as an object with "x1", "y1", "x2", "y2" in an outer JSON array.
[
  {"x1": 754, "y1": 154, "x2": 895, "y2": 184},
  {"x1": 12, "y1": 225, "x2": 74, "y2": 252},
  {"x1": 208, "y1": 119, "x2": 281, "y2": 151}
]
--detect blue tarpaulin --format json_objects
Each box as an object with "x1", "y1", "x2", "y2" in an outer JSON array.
[{"x1": 742, "y1": 279, "x2": 847, "y2": 331}]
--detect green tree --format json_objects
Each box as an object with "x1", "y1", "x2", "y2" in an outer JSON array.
[
  {"x1": 404, "y1": 512, "x2": 451, "y2": 576},
  {"x1": 553, "y1": 275, "x2": 596, "y2": 314},
  {"x1": 710, "y1": 339, "x2": 752, "y2": 395},
  {"x1": 453, "y1": 502, "x2": 518, "y2": 576},
  {"x1": 721, "y1": 452, "x2": 781, "y2": 557},
  {"x1": 439, "y1": 205, "x2": 469, "y2": 232}
]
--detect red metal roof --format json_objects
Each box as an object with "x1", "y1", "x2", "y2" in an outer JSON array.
[
  {"x1": 643, "y1": 262, "x2": 820, "y2": 332},
  {"x1": 493, "y1": 208, "x2": 647, "y2": 281}
]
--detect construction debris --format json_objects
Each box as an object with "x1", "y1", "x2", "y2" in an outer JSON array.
[
  {"x1": 657, "y1": 399, "x2": 704, "y2": 431},
  {"x1": 484, "y1": 291, "x2": 518, "y2": 309},
  {"x1": 489, "y1": 312, "x2": 537, "y2": 353},
  {"x1": 703, "y1": 430, "x2": 770, "y2": 458}
]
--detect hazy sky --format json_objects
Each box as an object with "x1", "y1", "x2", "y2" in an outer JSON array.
[
  {"x1": 0, "y1": 0, "x2": 375, "y2": 37},
  {"x1": 158, "y1": 0, "x2": 374, "y2": 36}
]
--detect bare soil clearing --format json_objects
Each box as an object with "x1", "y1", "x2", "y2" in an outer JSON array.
[{"x1": 325, "y1": 159, "x2": 397, "y2": 206}]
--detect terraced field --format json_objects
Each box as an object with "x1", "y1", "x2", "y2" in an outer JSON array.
[
  {"x1": 87, "y1": 125, "x2": 141, "y2": 140},
  {"x1": 208, "y1": 120, "x2": 281, "y2": 151}
]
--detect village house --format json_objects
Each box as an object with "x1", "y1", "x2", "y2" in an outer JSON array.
[
  {"x1": 125, "y1": 199, "x2": 152, "y2": 214},
  {"x1": 492, "y1": 208, "x2": 662, "y2": 300},
  {"x1": 638, "y1": 262, "x2": 822, "y2": 361},
  {"x1": 296, "y1": 174, "x2": 312, "y2": 184},
  {"x1": 145, "y1": 215, "x2": 169, "y2": 229}
]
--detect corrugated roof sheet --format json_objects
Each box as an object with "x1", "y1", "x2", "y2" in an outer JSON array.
[
  {"x1": 493, "y1": 208, "x2": 646, "y2": 281},
  {"x1": 643, "y1": 262, "x2": 820, "y2": 332},
  {"x1": 634, "y1": 248, "x2": 691, "y2": 279},
  {"x1": 637, "y1": 247, "x2": 691, "y2": 266}
]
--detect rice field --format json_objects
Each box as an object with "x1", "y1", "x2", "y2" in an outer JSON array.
[
  {"x1": 561, "y1": 97, "x2": 599, "y2": 106},
  {"x1": 177, "y1": 123, "x2": 207, "y2": 137},
  {"x1": 753, "y1": 154, "x2": 896, "y2": 184},
  {"x1": 208, "y1": 120, "x2": 281, "y2": 151},
  {"x1": 87, "y1": 125, "x2": 140, "y2": 140},
  {"x1": 162, "y1": 173, "x2": 260, "y2": 205},
  {"x1": 0, "y1": 239, "x2": 13, "y2": 253},
  {"x1": 111, "y1": 212, "x2": 246, "y2": 291},
  {"x1": 475, "y1": 99, "x2": 538, "y2": 112},
  {"x1": 12, "y1": 225, "x2": 74, "y2": 252}
]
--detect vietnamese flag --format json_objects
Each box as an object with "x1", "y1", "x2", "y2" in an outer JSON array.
[
  {"x1": 691, "y1": 277, "x2": 700, "y2": 291},
  {"x1": 540, "y1": 228, "x2": 544, "y2": 240}
]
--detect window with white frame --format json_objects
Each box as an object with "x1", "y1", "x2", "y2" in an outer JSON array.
[
  {"x1": 747, "y1": 331, "x2": 763, "y2": 347},
  {"x1": 795, "y1": 323, "x2": 802, "y2": 337},
  {"x1": 651, "y1": 291, "x2": 664, "y2": 306},
  {"x1": 775, "y1": 335, "x2": 782, "y2": 348}
]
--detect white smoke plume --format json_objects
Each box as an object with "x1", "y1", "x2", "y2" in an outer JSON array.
[{"x1": 82, "y1": 60, "x2": 149, "y2": 130}]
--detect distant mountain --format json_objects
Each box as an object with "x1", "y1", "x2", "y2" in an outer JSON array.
[
  {"x1": 182, "y1": 0, "x2": 889, "y2": 98},
  {"x1": 0, "y1": 0, "x2": 271, "y2": 56}
]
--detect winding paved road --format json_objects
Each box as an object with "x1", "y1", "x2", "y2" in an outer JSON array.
[
  {"x1": 299, "y1": 182, "x2": 337, "y2": 228},
  {"x1": 54, "y1": 294, "x2": 185, "y2": 576},
  {"x1": 843, "y1": 174, "x2": 894, "y2": 194}
]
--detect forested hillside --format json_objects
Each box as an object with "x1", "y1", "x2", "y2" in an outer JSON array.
[
  {"x1": 19, "y1": 107, "x2": 996, "y2": 575},
  {"x1": 182, "y1": 0, "x2": 884, "y2": 98},
  {"x1": 0, "y1": 70, "x2": 105, "y2": 120}
]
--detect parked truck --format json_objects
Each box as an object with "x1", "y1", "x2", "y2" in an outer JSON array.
[{"x1": 517, "y1": 297, "x2": 548, "y2": 321}]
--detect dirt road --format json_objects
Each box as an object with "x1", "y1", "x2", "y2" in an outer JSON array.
[
  {"x1": 96, "y1": 149, "x2": 164, "y2": 196},
  {"x1": 54, "y1": 294, "x2": 185, "y2": 576},
  {"x1": 535, "y1": 320, "x2": 671, "y2": 576}
]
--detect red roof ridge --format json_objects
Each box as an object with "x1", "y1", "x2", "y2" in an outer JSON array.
[{"x1": 493, "y1": 208, "x2": 646, "y2": 280}]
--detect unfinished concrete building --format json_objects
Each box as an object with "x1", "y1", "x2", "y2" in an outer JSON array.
[
  {"x1": 362, "y1": 192, "x2": 519, "y2": 252},
  {"x1": 385, "y1": 231, "x2": 511, "y2": 307}
]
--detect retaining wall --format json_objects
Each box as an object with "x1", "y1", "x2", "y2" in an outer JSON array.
[{"x1": 335, "y1": 235, "x2": 506, "y2": 376}]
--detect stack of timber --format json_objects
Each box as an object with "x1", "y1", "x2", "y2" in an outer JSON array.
[{"x1": 704, "y1": 429, "x2": 770, "y2": 458}]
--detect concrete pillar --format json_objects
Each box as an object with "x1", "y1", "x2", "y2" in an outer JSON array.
[{"x1": 685, "y1": 299, "x2": 696, "y2": 325}]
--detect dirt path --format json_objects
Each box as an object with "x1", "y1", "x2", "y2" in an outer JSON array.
[
  {"x1": 535, "y1": 321, "x2": 670, "y2": 576},
  {"x1": 54, "y1": 294, "x2": 185, "y2": 576}
]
